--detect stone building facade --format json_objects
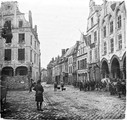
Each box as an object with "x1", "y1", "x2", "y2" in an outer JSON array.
[
  {"x1": 47, "y1": 0, "x2": 126, "y2": 85},
  {"x1": 77, "y1": 33, "x2": 88, "y2": 84},
  {"x1": 86, "y1": 0, "x2": 101, "y2": 82},
  {"x1": 0, "y1": 1, "x2": 41, "y2": 89},
  {"x1": 99, "y1": 0, "x2": 126, "y2": 80}
]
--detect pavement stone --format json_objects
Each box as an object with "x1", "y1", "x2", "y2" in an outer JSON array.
[{"x1": 1, "y1": 84, "x2": 126, "y2": 120}]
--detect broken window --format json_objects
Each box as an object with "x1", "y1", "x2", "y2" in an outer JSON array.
[
  {"x1": 19, "y1": 33, "x2": 25, "y2": 43},
  {"x1": 1, "y1": 20, "x2": 12, "y2": 43},
  {"x1": 4, "y1": 49, "x2": 11, "y2": 61},
  {"x1": 18, "y1": 48, "x2": 25, "y2": 60}
]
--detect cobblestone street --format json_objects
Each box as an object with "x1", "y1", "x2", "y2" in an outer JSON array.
[{"x1": 1, "y1": 84, "x2": 126, "y2": 120}]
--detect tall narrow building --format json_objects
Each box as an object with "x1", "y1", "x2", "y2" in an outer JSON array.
[
  {"x1": 86, "y1": 0, "x2": 101, "y2": 82},
  {"x1": 0, "y1": 1, "x2": 41, "y2": 89}
]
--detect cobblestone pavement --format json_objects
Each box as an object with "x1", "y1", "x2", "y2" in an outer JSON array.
[{"x1": 1, "y1": 84, "x2": 126, "y2": 120}]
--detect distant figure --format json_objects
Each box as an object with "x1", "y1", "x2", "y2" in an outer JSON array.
[
  {"x1": 33, "y1": 80, "x2": 44, "y2": 111},
  {"x1": 54, "y1": 82, "x2": 57, "y2": 91},
  {"x1": 29, "y1": 79, "x2": 34, "y2": 92},
  {"x1": 61, "y1": 82, "x2": 64, "y2": 91}
]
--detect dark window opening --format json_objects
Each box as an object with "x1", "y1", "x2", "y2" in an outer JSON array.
[
  {"x1": 110, "y1": 21, "x2": 113, "y2": 34},
  {"x1": 15, "y1": 67, "x2": 28, "y2": 76},
  {"x1": 19, "y1": 21, "x2": 23, "y2": 28},
  {"x1": 4, "y1": 49, "x2": 11, "y2": 61},
  {"x1": 1, "y1": 67, "x2": 14, "y2": 76},
  {"x1": 111, "y1": 38, "x2": 114, "y2": 53},
  {"x1": 94, "y1": 31, "x2": 97, "y2": 42},
  {"x1": 18, "y1": 49, "x2": 25, "y2": 60},
  {"x1": 103, "y1": 26, "x2": 106, "y2": 38},
  {"x1": 117, "y1": 15, "x2": 121, "y2": 29},
  {"x1": 19, "y1": 33, "x2": 25, "y2": 43},
  {"x1": 88, "y1": 35, "x2": 91, "y2": 45}
]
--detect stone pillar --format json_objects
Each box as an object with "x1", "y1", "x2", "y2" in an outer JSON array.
[{"x1": 13, "y1": 68, "x2": 15, "y2": 76}]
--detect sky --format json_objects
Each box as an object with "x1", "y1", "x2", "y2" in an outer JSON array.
[{"x1": 1, "y1": 0, "x2": 123, "y2": 68}]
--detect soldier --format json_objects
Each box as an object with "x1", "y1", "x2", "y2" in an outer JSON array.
[
  {"x1": 54, "y1": 82, "x2": 57, "y2": 91},
  {"x1": 116, "y1": 78, "x2": 122, "y2": 98},
  {"x1": 61, "y1": 82, "x2": 64, "y2": 91},
  {"x1": 121, "y1": 79, "x2": 126, "y2": 96},
  {"x1": 33, "y1": 80, "x2": 44, "y2": 111}
]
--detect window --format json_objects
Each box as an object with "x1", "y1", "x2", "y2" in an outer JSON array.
[
  {"x1": 110, "y1": 38, "x2": 114, "y2": 53},
  {"x1": 95, "y1": 48, "x2": 97, "y2": 60},
  {"x1": 104, "y1": 42, "x2": 107, "y2": 55},
  {"x1": 69, "y1": 66, "x2": 72, "y2": 73},
  {"x1": 103, "y1": 26, "x2": 106, "y2": 38},
  {"x1": 34, "y1": 53, "x2": 36, "y2": 63},
  {"x1": 118, "y1": 34, "x2": 122, "y2": 50},
  {"x1": 91, "y1": 17, "x2": 93, "y2": 27},
  {"x1": 110, "y1": 21, "x2": 113, "y2": 34},
  {"x1": 30, "y1": 50, "x2": 32, "y2": 62},
  {"x1": 94, "y1": 31, "x2": 97, "y2": 42},
  {"x1": 117, "y1": 15, "x2": 121, "y2": 29},
  {"x1": 19, "y1": 33, "x2": 25, "y2": 43},
  {"x1": 4, "y1": 49, "x2": 11, "y2": 61},
  {"x1": 34, "y1": 41, "x2": 36, "y2": 49},
  {"x1": 4, "y1": 20, "x2": 11, "y2": 30},
  {"x1": 90, "y1": 50, "x2": 92, "y2": 62},
  {"x1": 30, "y1": 35, "x2": 32, "y2": 45},
  {"x1": 84, "y1": 58, "x2": 87, "y2": 69},
  {"x1": 19, "y1": 21, "x2": 23, "y2": 28},
  {"x1": 3, "y1": 20, "x2": 12, "y2": 43},
  {"x1": 88, "y1": 35, "x2": 91, "y2": 45},
  {"x1": 78, "y1": 61, "x2": 80, "y2": 70},
  {"x1": 18, "y1": 49, "x2": 25, "y2": 60},
  {"x1": 82, "y1": 59, "x2": 87, "y2": 69}
]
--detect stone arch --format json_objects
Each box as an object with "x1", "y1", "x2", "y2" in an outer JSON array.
[
  {"x1": 15, "y1": 66, "x2": 28, "y2": 76},
  {"x1": 101, "y1": 58, "x2": 109, "y2": 78},
  {"x1": 115, "y1": 8, "x2": 120, "y2": 16},
  {"x1": 1, "y1": 66, "x2": 14, "y2": 76},
  {"x1": 110, "y1": 55, "x2": 120, "y2": 65},
  {"x1": 110, "y1": 55, "x2": 120, "y2": 79}
]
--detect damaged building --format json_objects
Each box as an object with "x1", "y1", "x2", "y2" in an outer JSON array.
[{"x1": 0, "y1": 1, "x2": 41, "y2": 89}]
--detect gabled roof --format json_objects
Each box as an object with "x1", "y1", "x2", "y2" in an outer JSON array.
[{"x1": 63, "y1": 43, "x2": 77, "y2": 58}]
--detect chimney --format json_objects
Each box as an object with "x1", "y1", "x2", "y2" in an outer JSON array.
[
  {"x1": 29, "y1": 10, "x2": 33, "y2": 28},
  {"x1": 62, "y1": 49, "x2": 66, "y2": 56}
]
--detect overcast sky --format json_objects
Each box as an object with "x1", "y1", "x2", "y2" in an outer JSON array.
[{"x1": 1, "y1": 0, "x2": 123, "y2": 68}]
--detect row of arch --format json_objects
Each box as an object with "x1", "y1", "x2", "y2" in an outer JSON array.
[
  {"x1": 101, "y1": 53, "x2": 126, "y2": 79},
  {"x1": 1, "y1": 66, "x2": 28, "y2": 76}
]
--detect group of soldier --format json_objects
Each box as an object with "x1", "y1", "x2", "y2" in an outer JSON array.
[
  {"x1": 74, "y1": 78, "x2": 126, "y2": 98},
  {"x1": 54, "y1": 81, "x2": 65, "y2": 91}
]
